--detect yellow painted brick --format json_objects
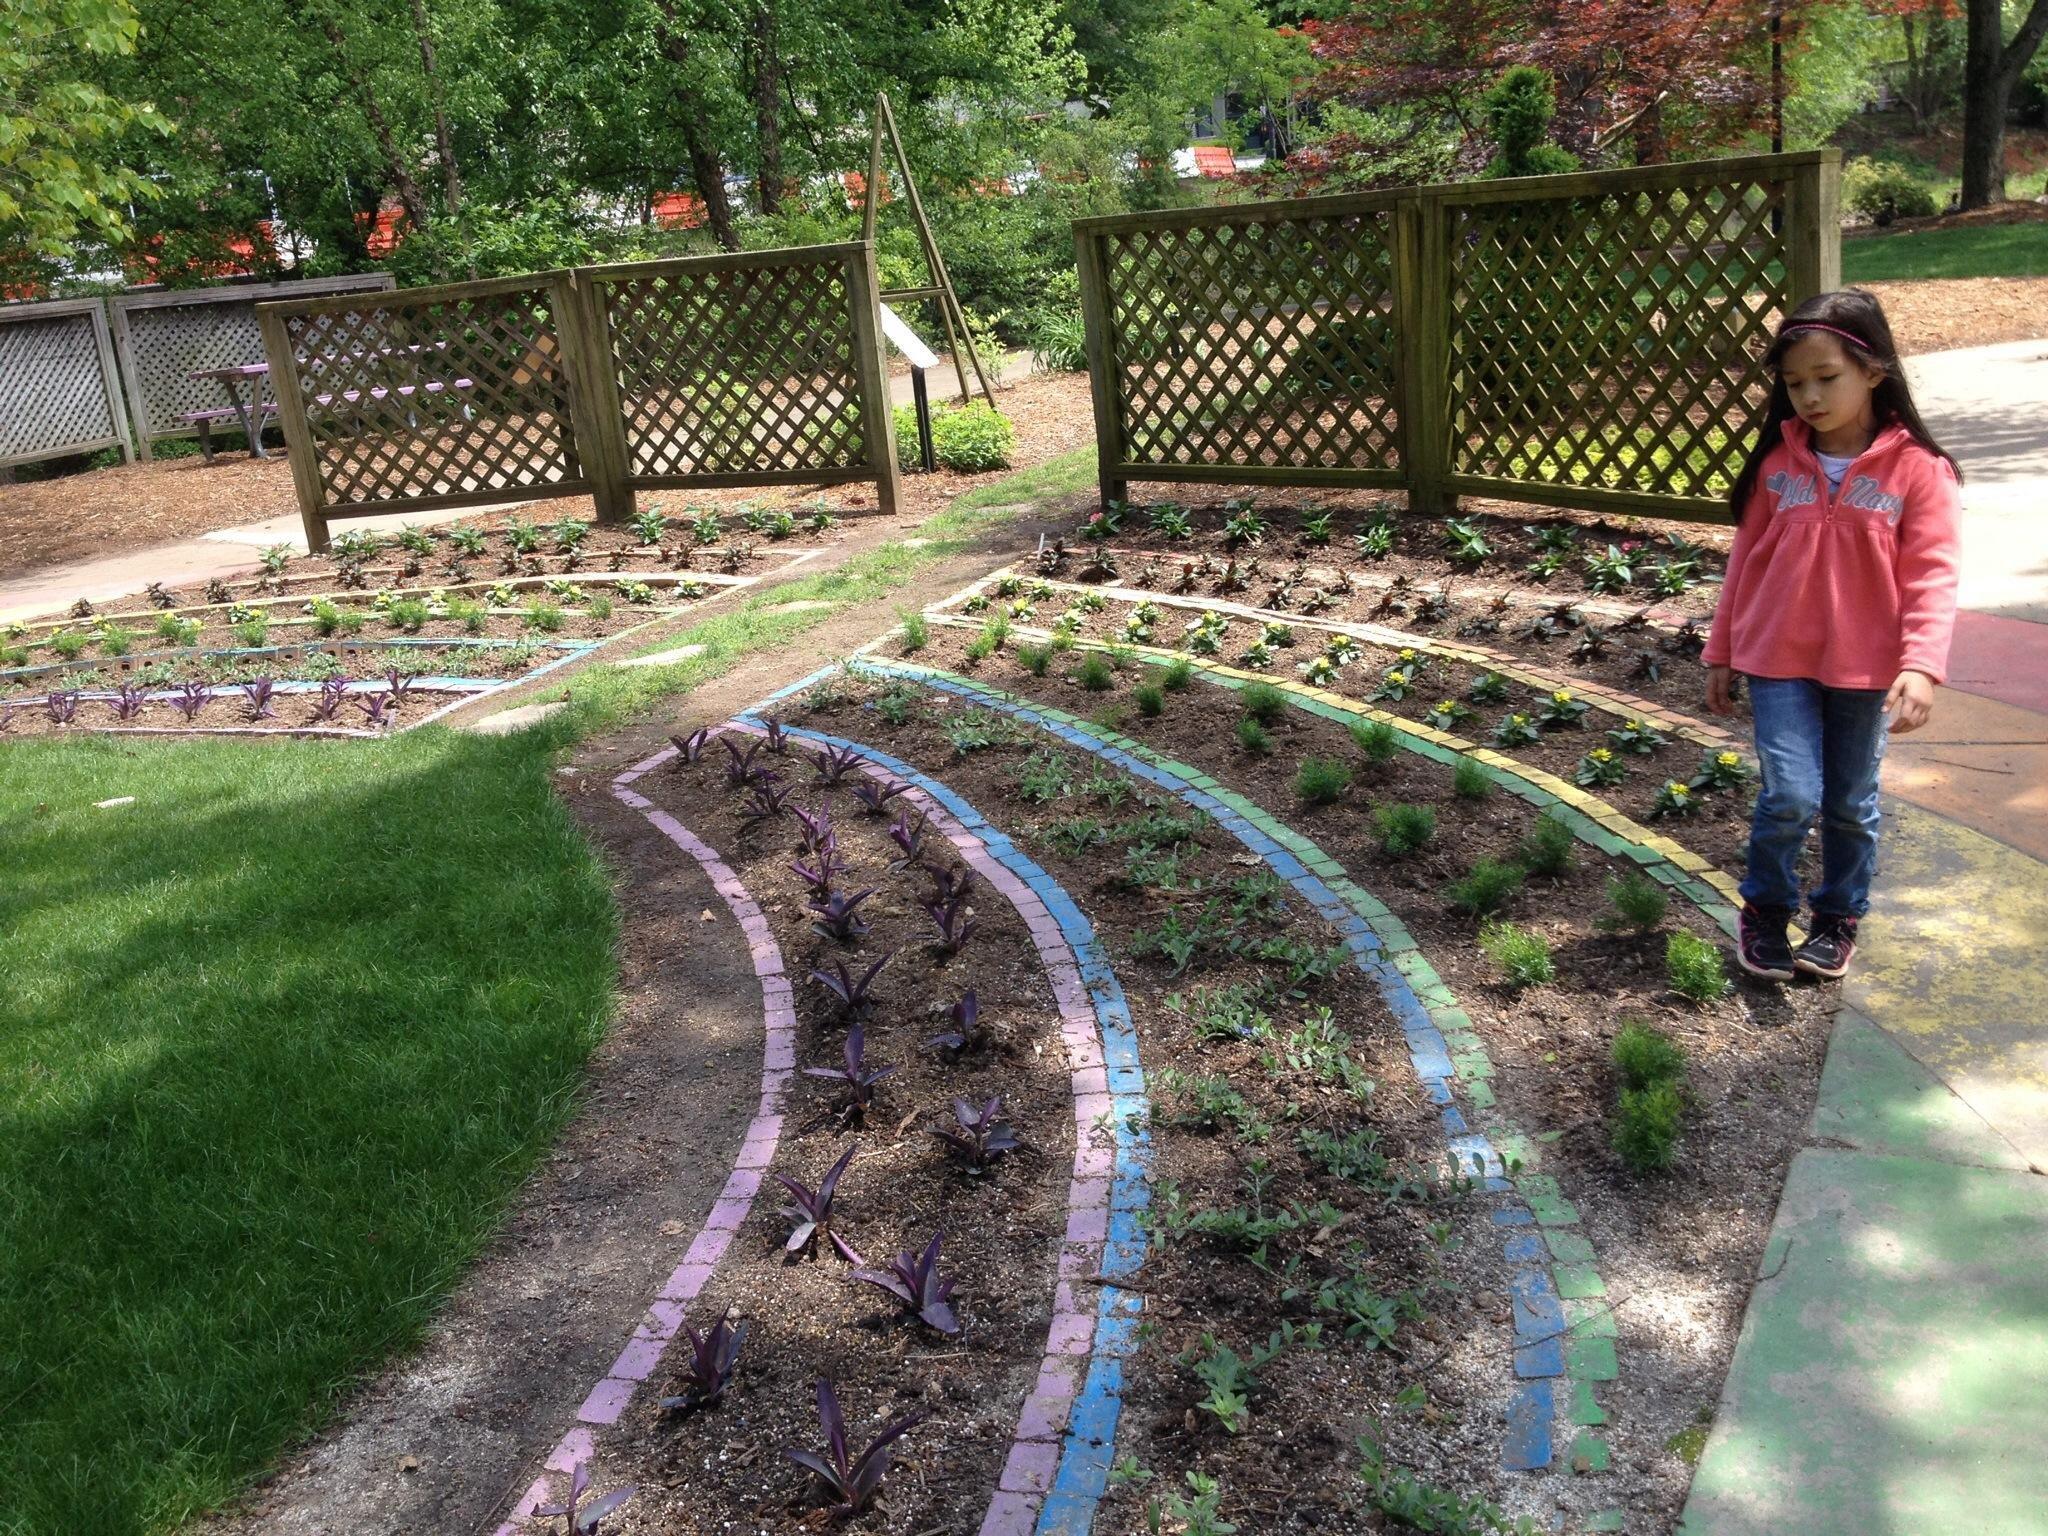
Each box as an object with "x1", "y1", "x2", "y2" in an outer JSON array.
[{"x1": 1666, "y1": 847, "x2": 1713, "y2": 873}]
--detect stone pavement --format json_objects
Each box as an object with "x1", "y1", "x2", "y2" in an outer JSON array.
[{"x1": 1680, "y1": 339, "x2": 2048, "y2": 1536}]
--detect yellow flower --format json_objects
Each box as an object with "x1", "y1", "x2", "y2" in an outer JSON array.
[
  {"x1": 1590, "y1": 747, "x2": 1613, "y2": 762},
  {"x1": 1716, "y1": 751, "x2": 1741, "y2": 768},
  {"x1": 1436, "y1": 700, "x2": 1455, "y2": 713},
  {"x1": 1398, "y1": 648, "x2": 1417, "y2": 661},
  {"x1": 1666, "y1": 780, "x2": 1689, "y2": 796},
  {"x1": 1552, "y1": 689, "x2": 1574, "y2": 705},
  {"x1": 1624, "y1": 717, "x2": 1645, "y2": 731},
  {"x1": 1511, "y1": 713, "x2": 1531, "y2": 725}
]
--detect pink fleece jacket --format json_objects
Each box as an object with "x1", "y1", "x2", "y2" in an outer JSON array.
[{"x1": 1703, "y1": 416, "x2": 1962, "y2": 689}]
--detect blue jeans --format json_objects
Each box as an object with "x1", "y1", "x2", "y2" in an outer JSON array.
[{"x1": 1740, "y1": 676, "x2": 1889, "y2": 918}]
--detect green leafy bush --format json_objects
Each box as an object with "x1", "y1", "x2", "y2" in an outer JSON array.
[
  {"x1": 1240, "y1": 681, "x2": 1287, "y2": 725},
  {"x1": 1162, "y1": 658, "x2": 1195, "y2": 691},
  {"x1": 1445, "y1": 858, "x2": 1525, "y2": 917},
  {"x1": 1028, "y1": 307, "x2": 1087, "y2": 372},
  {"x1": 1374, "y1": 803, "x2": 1435, "y2": 857},
  {"x1": 1480, "y1": 922, "x2": 1554, "y2": 988},
  {"x1": 899, "y1": 612, "x2": 928, "y2": 652},
  {"x1": 1517, "y1": 812, "x2": 1575, "y2": 878},
  {"x1": 1452, "y1": 755, "x2": 1494, "y2": 799},
  {"x1": 1076, "y1": 653, "x2": 1114, "y2": 691},
  {"x1": 1295, "y1": 756, "x2": 1351, "y2": 806},
  {"x1": 1666, "y1": 931, "x2": 1730, "y2": 1003},
  {"x1": 1236, "y1": 717, "x2": 1272, "y2": 756},
  {"x1": 1614, "y1": 1082, "x2": 1684, "y2": 1173},
  {"x1": 1135, "y1": 682, "x2": 1165, "y2": 717},
  {"x1": 1842, "y1": 157, "x2": 1940, "y2": 225},
  {"x1": 930, "y1": 402, "x2": 1017, "y2": 472},
  {"x1": 1017, "y1": 642, "x2": 1053, "y2": 677},
  {"x1": 1612, "y1": 1020, "x2": 1685, "y2": 1090},
  {"x1": 1606, "y1": 870, "x2": 1669, "y2": 932},
  {"x1": 1349, "y1": 718, "x2": 1399, "y2": 765}
]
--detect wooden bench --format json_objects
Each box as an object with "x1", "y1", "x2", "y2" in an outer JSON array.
[{"x1": 176, "y1": 401, "x2": 281, "y2": 463}]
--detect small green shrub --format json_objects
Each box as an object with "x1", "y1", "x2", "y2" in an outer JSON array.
[
  {"x1": 1666, "y1": 931, "x2": 1730, "y2": 1003},
  {"x1": 96, "y1": 627, "x2": 131, "y2": 657},
  {"x1": 1295, "y1": 756, "x2": 1351, "y2": 806},
  {"x1": 387, "y1": 599, "x2": 430, "y2": 633},
  {"x1": 49, "y1": 629, "x2": 90, "y2": 659},
  {"x1": 1606, "y1": 870, "x2": 1669, "y2": 932},
  {"x1": 1517, "y1": 812, "x2": 1575, "y2": 878},
  {"x1": 1162, "y1": 657, "x2": 1195, "y2": 691},
  {"x1": 1349, "y1": 718, "x2": 1399, "y2": 764},
  {"x1": 1451, "y1": 755, "x2": 1493, "y2": 800},
  {"x1": 1240, "y1": 681, "x2": 1287, "y2": 725},
  {"x1": 1017, "y1": 642, "x2": 1053, "y2": 677},
  {"x1": 1076, "y1": 652, "x2": 1115, "y2": 691},
  {"x1": 1374, "y1": 803, "x2": 1435, "y2": 857},
  {"x1": 930, "y1": 402, "x2": 1017, "y2": 471},
  {"x1": 1135, "y1": 682, "x2": 1165, "y2": 717},
  {"x1": 1445, "y1": 858, "x2": 1525, "y2": 917},
  {"x1": 899, "y1": 611, "x2": 928, "y2": 651},
  {"x1": 1612, "y1": 1020, "x2": 1685, "y2": 1090},
  {"x1": 232, "y1": 619, "x2": 269, "y2": 648},
  {"x1": 1480, "y1": 922, "x2": 1554, "y2": 988},
  {"x1": 1236, "y1": 717, "x2": 1272, "y2": 756},
  {"x1": 1842, "y1": 156, "x2": 1940, "y2": 225},
  {"x1": 524, "y1": 603, "x2": 566, "y2": 634},
  {"x1": 1614, "y1": 1082, "x2": 1685, "y2": 1172},
  {"x1": 157, "y1": 613, "x2": 201, "y2": 645},
  {"x1": 586, "y1": 594, "x2": 615, "y2": 622}
]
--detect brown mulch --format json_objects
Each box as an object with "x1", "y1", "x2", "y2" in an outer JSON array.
[{"x1": 1860, "y1": 273, "x2": 2048, "y2": 356}]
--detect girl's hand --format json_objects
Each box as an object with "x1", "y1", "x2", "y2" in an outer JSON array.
[
  {"x1": 1885, "y1": 669, "x2": 1936, "y2": 734},
  {"x1": 1706, "y1": 665, "x2": 1737, "y2": 716}
]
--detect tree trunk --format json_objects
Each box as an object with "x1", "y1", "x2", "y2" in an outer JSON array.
[
  {"x1": 321, "y1": 19, "x2": 433, "y2": 233},
  {"x1": 752, "y1": 0, "x2": 783, "y2": 215},
  {"x1": 654, "y1": 12, "x2": 741, "y2": 250},
  {"x1": 408, "y1": 0, "x2": 462, "y2": 216},
  {"x1": 1961, "y1": 0, "x2": 2048, "y2": 208},
  {"x1": 1632, "y1": 98, "x2": 1667, "y2": 165}
]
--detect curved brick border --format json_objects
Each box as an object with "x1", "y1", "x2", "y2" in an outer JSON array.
[
  {"x1": 492, "y1": 759, "x2": 799, "y2": 1533},
  {"x1": 856, "y1": 659, "x2": 1625, "y2": 1499},
  {"x1": 728, "y1": 705, "x2": 1152, "y2": 1536}
]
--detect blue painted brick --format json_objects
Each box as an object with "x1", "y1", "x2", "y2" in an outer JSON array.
[
  {"x1": 1510, "y1": 1268, "x2": 1565, "y2": 1341},
  {"x1": 1036, "y1": 1489, "x2": 1100, "y2": 1535},
  {"x1": 1492, "y1": 1205, "x2": 1536, "y2": 1226},
  {"x1": 1441, "y1": 1105, "x2": 1469, "y2": 1135},
  {"x1": 1422, "y1": 1077, "x2": 1453, "y2": 1105},
  {"x1": 1501, "y1": 1381, "x2": 1557, "y2": 1470},
  {"x1": 1515, "y1": 1337, "x2": 1565, "y2": 1377},
  {"x1": 1503, "y1": 1232, "x2": 1547, "y2": 1264}
]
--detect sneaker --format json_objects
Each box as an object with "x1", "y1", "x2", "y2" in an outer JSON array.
[
  {"x1": 1794, "y1": 913, "x2": 1859, "y2": 979},
  {"x1": 1738, "y1": 902, "x2": 1796, "y2": 981}
]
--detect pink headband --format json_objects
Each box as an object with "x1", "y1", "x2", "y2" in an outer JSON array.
[{"x1": 1779, "y1": 321, "x2": 1872, "y2": 352}]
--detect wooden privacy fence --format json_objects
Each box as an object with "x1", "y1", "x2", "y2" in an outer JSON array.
[
  {"x1": 0, "y1": 301, "x2": 133, "y2": 471},
  {"x1": 1074, "y1": 150, "x2": 1841, "y2": 523},
  {"x1": 258, "y1": 242, "x2": 898, "y2": 551}
]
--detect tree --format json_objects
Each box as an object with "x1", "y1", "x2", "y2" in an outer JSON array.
[
  {"x1": 1479, "y1": 65, "x2": 1580, "y2": 175},
  {"x1": 2, "y1": 0, "x2": 170, "y2": 262},
  {"x1": 1961, "y1": 0, "x2": 2048, "y2": 204}
]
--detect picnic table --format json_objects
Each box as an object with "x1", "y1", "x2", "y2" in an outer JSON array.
[{"x1": 182, "y1": 348, "x2": 474, "y2": 464}]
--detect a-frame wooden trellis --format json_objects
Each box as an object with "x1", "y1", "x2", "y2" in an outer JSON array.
[{"x1": 861, "y1": 92, "x2": 997, "y2": 409}]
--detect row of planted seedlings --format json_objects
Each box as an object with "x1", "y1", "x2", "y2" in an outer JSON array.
[
  {"x1": 950, "y1": 579, "x2": 1757, "y2": 875},
  {"x1": 1055, "y1": 497, "x2": 1727, "y2": 616},
  {"x1": 613, "y1": 708, "x2": 1081, "y2": 1532},
  {"x1": 1, "y1": 664, "x2": 454, "y2": 735},
  {"x1": 875, "y1": 613, "x2": 1831, "y2": 1530}
]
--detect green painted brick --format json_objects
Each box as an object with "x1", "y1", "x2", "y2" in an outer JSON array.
[
  {"x1": 1584, "y1": 1512, "x2": 1625, "y2": 1533},
  {"x1": 1430, "y1": 1006, "x2": 1473, "y2": 1033},
  {"x1": 1452, "y1": 1052, "x2": 1492, "y2": 1081},
  {"x1": 1571, "y1": 1380, "x2": 1609, "y2": 1427},
  {"x1": 1646, "y1": 862, "x2": 1687, "y2": 886},
  {"x1": 1564, "y1": 1300, "x2": 1618, "y2": 1339},
  {"x1": 1568, "y1": 1337, "x2": 1619, "y2": 1381},
  {"x1": 1585, "y1": 828, "x2": 1632, "y2": 857},
  {"x1": 1569, "y1": 1432, "x2": 1612, "y2": 1474},
  {"x1": 1464, "y1": 1080, "x2": 1497, "y2": 1110},
  {"x1": 1545, "y1": 1231, "x2": 1596, "y2": 1265},
  {"x1": 1515, "y1": 1174, "x2": 1561, "y2": 1198},
  {"x1": 1553, "y1": 1264, "x2": 1607, "y2": 1300},
  {"x1": 1442, "y1": 1031, "x2": 1483, "y2": 1054},
  {"x1": 1491, "y1": 1131, "x2": 1536, "y2": 1171},
  {"x1": 1380, "y1": 928, "x2": 1419, "y2": 953},
  {"x1": 1529, "y1": 1195, "x2": 1581, "y2": 1226}
]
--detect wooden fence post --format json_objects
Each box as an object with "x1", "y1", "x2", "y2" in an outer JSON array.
[
  {"x1": 1395, "y1": 194, "x2": 1452, "y2": 519},
  {"x1": 553, "y1": 269, "x2": 635, "y2": 526},
  {"x1": 1073, "y1": 225, "x2": 1126, "y2": 510},
  {"x1": 256, "y1": 305, "x2": 334, "y2": 553},
  {"x1": 845, "y1": 242, "x2": 902, "y2": 518},
  {"x1": 1785, "y1": 149, "x2": 1842, "y2": 302}
]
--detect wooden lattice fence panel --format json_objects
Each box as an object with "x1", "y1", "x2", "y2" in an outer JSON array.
[
  {"x1": 109, "y1": 275, "x2": 392, "y2": 458},
  {"x1": 0, "y1": 300, "x2": 132, "y2": 469},
  {"x1": 593, "y1": 244, "x2": 880, "y2": 487},
  {"x1": 1078, "y1": 195, "x2": 1407, "y2": 494}
]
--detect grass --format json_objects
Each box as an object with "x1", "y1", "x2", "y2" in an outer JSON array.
[
  {"x1": 2, "y1": 447, "x2": 1097, "y2": 1536},
  {"x1": 1480, "y1": 921, "x2": 1555, "y2": 988},
  {"x1": 1843, "y1": 221, "x2": 2048, "y2": 282}
]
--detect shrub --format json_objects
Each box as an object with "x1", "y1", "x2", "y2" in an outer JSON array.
[
  {"x1": 387, "y1": 599, "x2": 430, "y2": 633},
  {"x1": 1606, "y1": 870, "x2": 1669, "y2": 932},
  {"x1": 1135, "y1": 682, "x2": 1165, "y2": 717},
  {"x1": 1451, "y1": 755, "x2": 1493, "y2": 799},
  {"x1": 1666, "y1": 931, "x2": 1730, "y2": 1002},
  {"x1": 1612, "y1": 1020, "x2": 1685, "y2": 1091},
  {"x1": 1236, "y1": 717, "x2": 1272, "y2": 756},
  {"x1": 1480, "y1": 922, "x2": 1554, "y2": 988},
  {"x1": 899, "y1": 612, "x2": 928, "y2": 652},
  {"x1": 1017, "y1": 642, "x2": 1053, "y2": 677},
  {"x1": 232, "y1": 619, "x2": 269, "y2": 648},
  {"x1": 1842, "y1": 156, "x2": 1940, "y2": 225},
  {"x1": 1076, "y1": 653, "x2": 1114, "y2": 691},
  {"x1": 1445, "y1": 858, "x2": 1525, "y2": 917},
  {"x1": 525, "y1": 603, "x2": 566, "y2": 633},
  {"x1": 1162, "y1": 657, "x2": 1195, "y2": 691},
  {"x1": 1028, "y1": 307, "x2": 1087, "y2": 371},
  {"x1": 1518, "y1": 812, "x2": 1575, "y2": 878},
  {"x1": 1374, "y1": 803, "x2": 1435, "y2": 857},
  {"x1": 930, "y1": 402, "x2": 1017, "y2": 471},
  {"x1": 1614, "y1": 1082, "x2": 1684, "y2": 1172},
  {"x1": 1349, "y1": 717, "x2": 1399, "y2": 764},
  {"x1": 1240, "y1": 681, "x2": 1288, "y2": 725},
  {"x1": 1295, "y1": 756, "x2": 1351, "y2": 806}
]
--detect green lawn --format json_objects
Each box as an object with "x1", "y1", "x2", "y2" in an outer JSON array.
[
  {"x1": 0, "y1": 447, "x2": 1092, "y2": 1536},
  {"x1": 1843, "y1": 221, "x2": 2048, "y2": 283}
]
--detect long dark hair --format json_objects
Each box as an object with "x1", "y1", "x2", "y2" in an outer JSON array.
[{"x1": 1727, "y1": 288, "x2": 1962, "y2": 521}]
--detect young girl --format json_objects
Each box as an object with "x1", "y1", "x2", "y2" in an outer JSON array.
[{"x1": 1704, "y1": 288, "x2": 1962, "y2": 982}]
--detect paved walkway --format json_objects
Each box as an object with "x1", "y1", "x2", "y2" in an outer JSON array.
[{"x1": 1680, "y1": 339, "x2": 2048, "y2": 1536}]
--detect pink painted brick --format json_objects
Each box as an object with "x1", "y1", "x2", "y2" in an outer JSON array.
[
  {"x1": 659, "y1": 1260, "x2": 716, "y2": 1300},
  {"x1": 758, "y1": 1072, "x2": 793, "y2": 1104},
  {"x1": 1073, "y1": 1090, "x2": 1113, "y2": 1126},
  {"x1": 643, "y1": 1299, "x2": 686, "y2": 1337},
  {"x1": 1035, "y1": 1356, "x2": 1081, "y2": 1396},
  {"x1": 978, "y1": 1491, "x2": 1042, "y2": 1536},
  {"x1": 683, "y1": 1229, "x2": 731, "y2": 1268},
  {"x1": 1072, "y1": 1141, "x2": 1114, "y2": 1179},
  {"x1": 1068, "y1": 1175, "x2": 1111, "y2": 1210},
  {"x1": 1059, "y1": 1243, "x2": 1097, "y2": 1278},
  {"x1": 545, "y1": 1426, "x2": 594, "y2": 1473},
  {"x1": 719, "y1": 1166, "x2": 763, "y2": 1204},
  {"x1": 763, "y1": 1034, "x2": 796, "y2": 1070},
  {"x1": 999, "y1": 1439, "x2": 1061, "y2": 1494},
  {"x1": 576, "y1": 1377, "x2": 636, "y2": 1426},
  {"x1": 1062, "y1": 1034, "x2": 1105, "y2": 1071},
  {"x1": 1065, "y1": 1204, "x2": 1108, "y2": 1246},
  {"x1": 704, "y1": 1195, "x2": 753, "y2": 1232},
  {"x1": 609, "y1": 1333, "x2": 666, "y2": 1382},
  {"x1": 1047, "y1": 1310, "x2": 1094, "y2": 1355},
  {"x1": 1071, "y1": 1066, "x2": 1109, "y2": 1098},
  {"x1": 1014, "y1": 1391, "x2": 1072, "y2": 1442}
]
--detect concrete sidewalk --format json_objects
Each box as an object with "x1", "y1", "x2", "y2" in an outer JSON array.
[{"x1": 1679, "y1": 337, "x2": 2048, "y2": 1536}]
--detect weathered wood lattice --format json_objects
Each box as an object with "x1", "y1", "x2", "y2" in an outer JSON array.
[
  {"x1": 1075, "y1": 151, "x2": 1840, "y2": 524},
  {"x1": 260, "y1": 243, "x2": 897, "y2": 551},
  {"x1": 0, "y1": 300, "x2": 133, "y2": 470}
]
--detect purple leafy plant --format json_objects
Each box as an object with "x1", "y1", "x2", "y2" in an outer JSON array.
[
  {"x1": 170, "y1": 682, "x2": 209, "y2": 722},
  {"x1": 108, "y1": 683, "x2": 150, "y2": 722},
  {"x1": 740, "y1": 778, "x2": 797, "y2": 829},
  {"x1": 774, "y1": 1145, "x2": 860, "y2": 1262},
  {"x1": 927, "y1": 990, "x2": 989, "y2": 1055},
  {"x1": 762, "y1": 715, "x2": 790, "y2": 754},
  {"x1": 886, "y1": 809, "x2": 929, "y2": 868},
  {"x1": 670, "y1": 726, "x2": 713, "y2": 763},
  {"x1": 240, "y1": 678, "x2": 277, "y2": 722},
  {"x1": 922, "y1": 862, "x2": 977, "y2": 909},
  {"x1": 811, "y1": 742, "x2": 865, "y2": 785},
  {"x1": 850, "y1": 778, "x2": 909, "y2": 817},
  {"x1": 310, "y1": 677, "x2": 352, "y2": 723},
  {"x1": 852, "y1": 1232, "x2": 961, "y2": 1335},
  {"x1": 0, "y1": 705, "x2": 14, "y2": 733},
  {"x1": 722, "y1": 735, "x2": 767, "y2": 788},
  {"x1": 789, "y1": 846, "x2": 846, "y2": 901},
  {"x1": 809, "y1": 887, "x2": 876, "y2": 943},
  {"x1": 791, "y1": 801, "x2": 834, "y2": 856},
  {"x1": 930, "y1": 1094, "x2": 1021, "y2": 1169},
  {"x1": 658, "y1": 1306, "x2": 747, "y2": 1415},
  {"x1": 803, "y1": 1024, "x2": 896, "y2": 1118},
  {"x1": 354, "y1": 690, "x2": 396, "y2": 728},
  {"x1": 923, "y1": 888, "x2": 978, "y2": 957},
  {"x1": 533, "y1": 1460, "x2": 635, "y2": 1534},
  {"x1": 811, "y1": 953, "x2": 891, "y2": 1020},
  {"x1": 45, "y1": 690, "x2": 81, "y2": 725},
  {"x1": 784, "y1": 1379, "x2": 925, "y2": 1516}
]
